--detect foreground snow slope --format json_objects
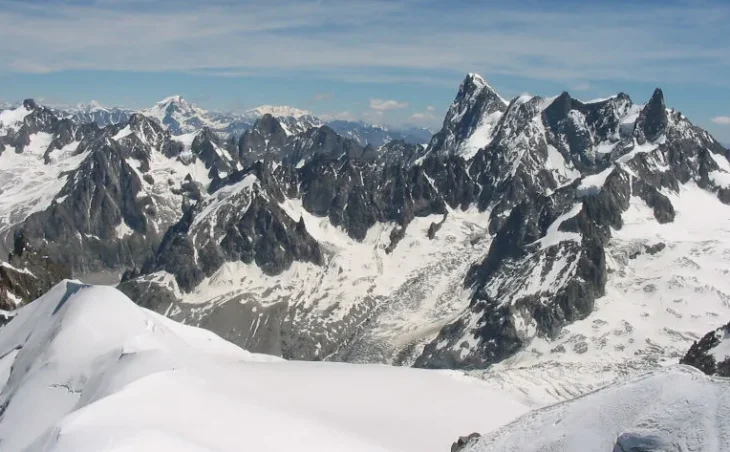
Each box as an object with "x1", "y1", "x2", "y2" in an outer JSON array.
[
  {"x1": 0, "y1": 281, "x2": 527, "y2": 452},
  {"x1": 465, "y1": 366, "x2": 730, "y2": 452}
]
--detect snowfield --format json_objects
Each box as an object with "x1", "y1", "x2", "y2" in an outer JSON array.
[
  {"x1": 0, "y1": 281, "x2": 528, "y2": 452},
  {"x1": 465, "y1": 366, "x2": 730, "y2": 452}
]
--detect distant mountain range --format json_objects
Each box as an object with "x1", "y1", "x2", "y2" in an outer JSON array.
[{"x1": 37, "y1": 96, "x2": 433, "y2": 147}]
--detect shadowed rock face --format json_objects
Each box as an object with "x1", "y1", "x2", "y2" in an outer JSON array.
[
  {"x1": 0, "y1": 234, "x2": 71, "y2": 326},
  {"x1": 681, "y1": 321, "x2": 730, "y2": 377},
  {"x1": 636, "y1": 88, "x2": 669, "y2": 143}
]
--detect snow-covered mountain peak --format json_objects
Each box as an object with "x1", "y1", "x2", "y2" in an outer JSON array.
[
  {"x1": 465, "y1": 72, "x2": 487, "y2": 86},
  {"x1": 462, "y1": 73, "x2": 504, "y2": 104},
  {"x1": 157, "y1": 94, "x2": 186, "y2": 105},
  {"x1": 142, "y1": 95, "x2": 221, "y2": 135},
  {"x1": 247, "y1": 105, "x2": 312, "y2": 119},
  {"x1": 149, "y1": 94, "x2": 205, "y2": 116},
  {"x1": 75, "y1": 99, "x2": 107, "y2": 111},
  {"x1": 426, "y1": 73, "x2": 509, "y2": 159}
]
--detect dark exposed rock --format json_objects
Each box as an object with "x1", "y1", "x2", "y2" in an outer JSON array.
[
  {"x1": 238, "y1": 114, "x2": 289, "y2": 166},
  {"x1": 385, "y1": 226, "x2": 406, "y2": 254},
  {"x1": 427, "y1": 214, "x2": 448, "y2": 240},
  {"x1": 0, "y1": 233, "x2": 71, "y2": 326},
  {"x1": 680, "y1": 321, "x2": 730, "y2": 377},
  {"x1": 645, "y1": 242, "x2": 666, "y2": 255},
  {"x1": 374, "y1": 139, "x2": 426, "y2": 168},
  {"x1": 636, "y1": 88, "x2": 668, "y2": 143},
  {"x1": 18, "y1": 141, "x2": 159, "y2": 275},
  {"x1": 148, "y1": 168, "x2": 323, "y2": 292},
  {"x1": 190, "y1": 127, "x2": 238, "y2": 181},
  {"x1": 451, "y1": 433, "x2": 481, "y2": 452}
]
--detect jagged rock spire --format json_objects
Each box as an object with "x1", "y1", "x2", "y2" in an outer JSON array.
[{"x1": 637, "y1": 88, "x2": 668, "y2": 142}]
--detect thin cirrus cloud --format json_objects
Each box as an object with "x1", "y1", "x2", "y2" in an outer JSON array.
[
  {"x1": 410, "y1": 106, "x2": 438, "y2": 124},
  {"x1": 319, "y1": 111, "x2": 357, "y2": 122},
  {"x1": 712, "y1": 116, "x2": 730, "y2": 126},
  {"x1": 571, "y1": 81, "x2": 592, "y2": 91},
  {"x1": 0, "y1": 0, "x2": 727, "y2": 87},
  {"x1": 369, "y1": 99, "x2": 410, "y2": 111},
  {"x1": 310, "y1": 92, "x2": 334, "y2": 103}
]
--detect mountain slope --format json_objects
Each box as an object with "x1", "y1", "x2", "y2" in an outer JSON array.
[
  {"x1": 459, "y1": 366, "x2": 730, "y2": 452},
  {"x1": 0, "y1": 281, "x2": 527, "y2": 451}
]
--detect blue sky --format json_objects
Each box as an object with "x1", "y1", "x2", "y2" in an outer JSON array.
[{"x1": 0, "y1": 0, "x2": 729, "y2": 141}]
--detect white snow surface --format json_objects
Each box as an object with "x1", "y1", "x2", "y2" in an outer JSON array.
[
  {"x1": 0, "y1": 105, "x2": 32, "y2": 132},
  {"x1": 710, "y1": 328, "x2": 730, "y2": 363},
  {"x1": 534, "y1": 203, "x2": 583, "y2": 249},
  {"x1": 576, "y1": 166, "x2": 614, "y2": 196},
  {"x1": 0, "y1": 281, "x2": 528, "y2": 452},
  {"x1": 457, "y1": 110, "x2": 503, "y2": 159},
  {"x1": 466, "y1": 365, "x2": 730, "y2": 452},
  {"x1": 247, "y1": 105, "x2": 313, "y2": 118},
  {"x1": 0, "y1": 136, "x2": 86, "y2": 237}
]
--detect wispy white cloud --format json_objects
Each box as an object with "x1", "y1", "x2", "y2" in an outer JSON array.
[
  {"x1": 409, "y1": 107, "x2": 439, "y2": 126},
  {"x1": 319, "y1": 111, "x2": 357, "y2": 122},
  {"x1": 0, "y1": 0, "x2": 727, "y2": 87},
  {"x1": 410, "y1": 112, "x2": 436, "y2": 121},
  {"x1": 713, "y1": 116, "x2": 730, "y2": 125},
  {"x1": 369, "y1": 99, "x2": 409, "y2": 111},
  {"x1": 310, "y1": 92, "x2": 334, "y2": 102},
  {"x1": 572, "y1": 81, "x2": 592, "y2": 91}
]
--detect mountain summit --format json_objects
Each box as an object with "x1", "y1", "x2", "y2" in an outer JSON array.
[{"x1": 426, "y1": 73, "x2": 508, "y2": 159}]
